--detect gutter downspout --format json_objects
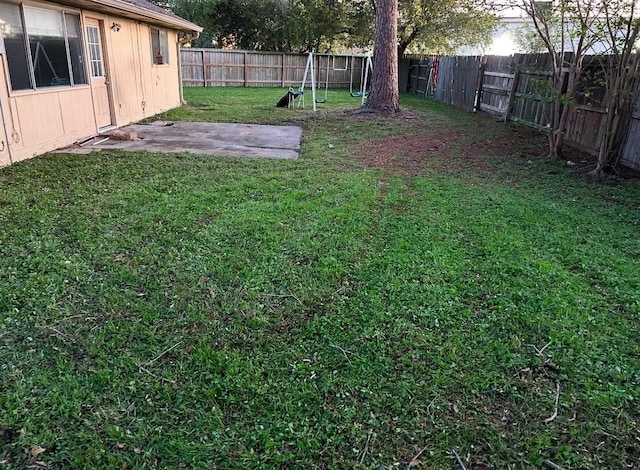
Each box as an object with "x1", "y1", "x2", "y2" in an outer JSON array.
[
  {"x1": 177, "y1": 31, "x2": 199, "y2": 105},
  {"x1": 0, "y1": 55, "x2": 14, "y2": 165}
]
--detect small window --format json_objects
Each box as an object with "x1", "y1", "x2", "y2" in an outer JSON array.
[
  {"x1": 0, "y1": 1, "x2": 87, "y2": 91},
  {"x1": 150, "y1": 28, "x2": 169, "y2": 65}
]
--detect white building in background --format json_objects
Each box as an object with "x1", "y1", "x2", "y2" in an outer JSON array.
[
  {"x1": 458, "y1": 6, "x2": 528, "y2": 56},
  {"x1": 458, "y1": 2, "x2": 613, "y2": 56}
]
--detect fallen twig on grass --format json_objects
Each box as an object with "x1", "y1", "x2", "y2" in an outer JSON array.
[
  {"x1": 543, "y1": 459, "x2": 566, "y2": 470},
  {"x1": 408, "y1": 444, "x2": 428, "y2": 467},
  {"x1": 543, "y1": 382, "x2": 561, "y2": 424},
  {"x1": 329, "y1": 343, "x2": 353, "y2": 366},
  {"x1": 332, "y1": 285, "x2": 347, "y2": 297},
  {"x1": 529, "y1": 341, "x2": 551, "y2": 357},
  {"x1": 595, "y1": 429, "x2": 618, "y2": 440},
  {"x1": 146, "y1": 341, "x2": 182, "y2": 366},
  {"x1": 47, "y1": 326, "x2": 76, "y2": 343},
  {"x1": 358, "y1": 428, "x2": 374, "y2": 464},
  {"x1": 137, "y1": 363, "x2": 176, "y2": 384},
  {"x1": 452, "y1": 447, "x2": 467, "y2": 470},
  {"x1": 58, "y1": 314, "x2": 92, "y2": 322}
]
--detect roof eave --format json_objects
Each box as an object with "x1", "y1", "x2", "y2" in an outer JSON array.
[{"x1": 87, "y1": 0, "x2": 202, "y2": 32}]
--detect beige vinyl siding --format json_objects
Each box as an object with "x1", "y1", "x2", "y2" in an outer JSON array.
[
  {"x1": 104, "y1": 14, "x2": 145, "y2": 123},
  {"x1": 93, "y1": 15, "x2": 180, "y2": 125},
  {"x1": 0, "y1": 70, "x2": 96, "y2": 164}
]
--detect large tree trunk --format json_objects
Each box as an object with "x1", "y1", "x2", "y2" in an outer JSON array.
[{"x1": 364, "y1": 0, "x2": 399, "y2": 114}]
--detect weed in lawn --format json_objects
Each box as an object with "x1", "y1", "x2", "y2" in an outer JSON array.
[{"x1": 1, "y1": 88, "x2": 639, "y2": 469}]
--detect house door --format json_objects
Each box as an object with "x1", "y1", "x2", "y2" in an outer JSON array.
[{"x1": 85, "y1": 19, "x2": 113, "y2": 130}]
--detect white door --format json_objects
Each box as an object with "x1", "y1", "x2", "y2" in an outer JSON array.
[{"x1": 85, "y1": 19, "x2": 113, "y2": 129}]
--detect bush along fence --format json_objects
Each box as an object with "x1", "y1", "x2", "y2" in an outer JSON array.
[{"x1": 400, "y1": 54, "x2": 640, "y2": 171}]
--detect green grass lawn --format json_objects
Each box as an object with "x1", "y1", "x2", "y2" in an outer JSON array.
[{"x1": 1, "y1": 88, "x2": 639, "y2": 469}]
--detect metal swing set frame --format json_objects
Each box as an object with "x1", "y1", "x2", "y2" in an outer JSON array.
[{"x1": 286, "y1": 52, "x2": 372, "y2": 111}]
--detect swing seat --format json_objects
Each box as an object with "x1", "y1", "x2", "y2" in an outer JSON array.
[
  {"x1": 350, "y1": 91, "x2": 367, "y2": 98},
  {"x1": 315, "y1": 98, "x2": 327, "y2": 104}
]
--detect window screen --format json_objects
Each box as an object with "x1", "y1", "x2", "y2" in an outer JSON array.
[
  {"x1": 0, "y1": 2, "x2": 32, "y2": 90},
  {"x1": 0, "y1": 1, "x2": 87, "y2": 90},
  {"x1": 151, "y1": 28, "x2": 169, "y2": 65},
  {"x1": 65, "y1": 13, "x2": 87, "y2": 85},
  {"x1": 25, "y1": 5, "x2": 70, "y2": 87}
]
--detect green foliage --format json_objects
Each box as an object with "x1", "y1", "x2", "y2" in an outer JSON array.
[
  {"x1": 1, "y1": 88, "x2": 639, "y2": 468},
  {"x1": 398, "y1": 0, "x2": 496, "y2": 55},
  {"x1": 513, "y1": 24, "x2": 549, "y2": 54},
  {"x1": 519, "y1": 0, "x2": 640, "y2": 167},
  {"x1": 165, "y1": 0, "x2": 492, "y2": 55},
  {"x1": 168, "y1": 0, "x2": 373, "y2": 51},
  {"x1": 525, "y1": 76, "x2": 576, "y2": 109}
]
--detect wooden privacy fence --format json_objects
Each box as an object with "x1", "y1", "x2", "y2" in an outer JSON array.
[
  {"x1": 620, "y1": 93, "x2": 640, "y2": 170},
  {"x1": 181, "y1": 48, "x2": 369, "y2": 90},
  {"x1": 400, "y1": 55, "x2": 482, "y2": 112},
  {"x1": 401, "y1": 54, "x2": 636, "y2": 169}
]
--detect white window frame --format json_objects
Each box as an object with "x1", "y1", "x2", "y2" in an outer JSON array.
[
  {"x1": 150, "y1": 27, "x2": 169, "y2": 66},
  {"x1": 0, "y1": 1, "x2": 88, "y2": 92},
  {"x1": 86, "y1": 24, "x2": 104, "y2": 78}
]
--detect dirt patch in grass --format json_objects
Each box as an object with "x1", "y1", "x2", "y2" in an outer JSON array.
[
  {"x1": 463, "y1": 126, "x2": 547, "y2": 159},
  {"x1": 349, "y1": 113, "x2": 617, "y2": 179},
  {"x1": 349, "y1": 108, "x2": 422, "y2": 122},
  {"x1": 353, "y1": 129, "x2": 482, "y2": 176},
  {"x1": 352, "y1": 118, "x2": 555, "y2": 176}
]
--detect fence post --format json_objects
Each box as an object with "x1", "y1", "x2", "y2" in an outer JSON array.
[
  {"x1": 420, "y1": 61, "x2": 429, "y2": 95},
  {"x1": 504, "y1": 70, "x2": 521, "y2": 122},
  {"x1": 473, "y1": 60, "x2": 486, "y2": 112},
  {"x1": 423, "y1": 59, "x2": 433, "y2": 98},
  {"x1": 243, "y1": 52, "x2": 248, "y2": 87},
  {"x1": 409, "y1": 59, "x2": 416, "y2": 94},
  {"x1": 202, "y1": 50, "x2": 206, "y2": 87},
  {"x1": 282, "y1": 54, "x2": 286, "y2": 87}
]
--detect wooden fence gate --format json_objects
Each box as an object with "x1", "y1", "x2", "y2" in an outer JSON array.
[{"x1": 478, "y1": 69, "x2": 552, "y2": 130}]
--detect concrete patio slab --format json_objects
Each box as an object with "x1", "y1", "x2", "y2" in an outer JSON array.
[{"x1": 59, "y1": 121, "x2": 303, "y2": 159}]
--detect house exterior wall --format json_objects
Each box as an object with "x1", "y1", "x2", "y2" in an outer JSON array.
[
  {"x1": 90, "y1": 13, "x2": 181, "y2": 126},
  {"x1": 0, "y1": 0, "x2": 183, "y2": 165}
]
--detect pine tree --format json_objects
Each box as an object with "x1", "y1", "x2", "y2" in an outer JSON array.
[{"x1": 364, "y1": 0, "x2": 399, "y2": 114}]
